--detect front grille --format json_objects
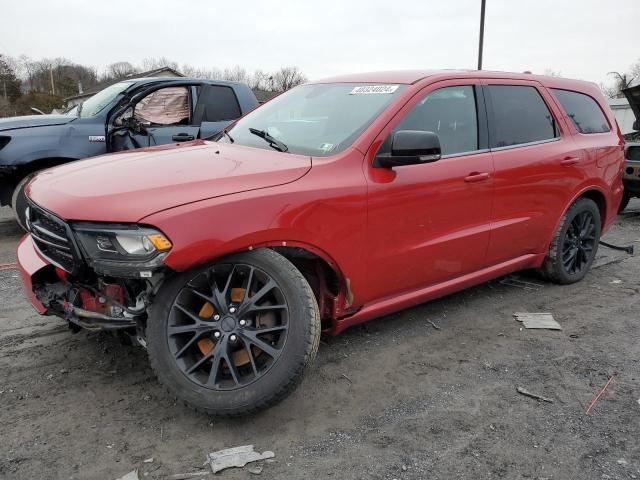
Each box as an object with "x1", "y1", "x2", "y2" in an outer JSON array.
[{"x1": 27, "y1": 202, "x2": 80, "y2": 273}]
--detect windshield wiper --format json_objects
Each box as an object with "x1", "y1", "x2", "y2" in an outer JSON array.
[
  {"x1": 222, "y1": 129, "x2": 234, "y2": 143},
  {"x1": 249, "y1": 128, "x2": 288, "y2": 153}
]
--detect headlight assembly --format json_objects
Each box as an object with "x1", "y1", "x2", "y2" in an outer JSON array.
[{"x1": 73, "y1": 223, "x2": 172, "y2": 276}]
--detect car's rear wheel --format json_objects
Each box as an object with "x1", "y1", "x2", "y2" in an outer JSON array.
[
  {"x1": 147, "y1": 248, "x2": 320, "y2": 417},
  {"x1": 540, "y1": 197, "x2": 601, "y2": 284},
  {"x1": 618, "y1": 190, "x2": 631, "y2": 213}
]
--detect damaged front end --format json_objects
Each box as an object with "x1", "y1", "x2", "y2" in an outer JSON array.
[{"x1": 21, "y1": 200, "x2": 172, "y2": 341}]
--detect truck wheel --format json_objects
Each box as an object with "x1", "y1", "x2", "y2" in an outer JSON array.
[
  {"x1": 540, "y1": 197, "x2": 600, "y2": 285},
  {"x1": 618, "y1": 191, "x2": 631, "y2": 213},
  {"x1": 147, "y1": 248, "x2": 320, "y2": 417},
  {"x1": 11, "y1": 174, "x2": 34, "y2": 231}
]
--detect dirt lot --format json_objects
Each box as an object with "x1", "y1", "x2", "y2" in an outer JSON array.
[{"x1": 1, "y1": 204, "x2": 639, "y2": 480}]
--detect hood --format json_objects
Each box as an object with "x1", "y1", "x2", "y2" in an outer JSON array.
[
  {"x1": 26, "y1": 140, "x2": 312, "y2": 222},
  {"x1": 0, "y1": 114, "x2": 74, "y2": 132}
]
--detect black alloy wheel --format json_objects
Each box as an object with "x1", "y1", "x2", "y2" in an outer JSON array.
[
  {"x1": 540, "y1": 197, "x2": 601, "y2": 284},
  {"x1": 561, "y1": 210, "x2": 597, "y2": 275},
  {"x1": 167, "y1": 262, "x2": 289, "y2": 391},
  {"x1": 147, "y1": 249, "x2": 320, "y2": 416}
]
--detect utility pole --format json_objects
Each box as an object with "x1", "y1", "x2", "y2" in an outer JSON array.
[
  {"x1": 477, "y1": 0, "x2": 486, "y2": 70},
  {"x1": 50, "y1": 66, "x2": 55, "y2": 95}
]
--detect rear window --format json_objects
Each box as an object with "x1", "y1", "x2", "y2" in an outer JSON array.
[
  {"x1": 487, "y1": 85, "x2": 557, "y2": 148},
  {"x1": 551, "y1": 89, "x2": 610, "y2": 134},
  {"x1": 193, "y1": 85, "x2": 242, "y2": 124}
]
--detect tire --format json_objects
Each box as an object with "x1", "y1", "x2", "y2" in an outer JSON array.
[
  {"x1": 11, "y1": 173, "x2": 35, "y2": 231},
  {"x1": 147, "y1": 248, "x2": 320, "y2": 417},
  {"x1": 540, "y1": 197, "x2": 601, "y2": 285},
  {"x1": 618, "y1": 190, "x2": 631, "y2": 213}
]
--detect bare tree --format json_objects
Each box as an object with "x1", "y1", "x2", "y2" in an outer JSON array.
[
  {"x1": 271, "y1": 67, "x2": 307, "y2": 92},
  {"x1": 141, "y1": 57, "x2": 179, "y2": 72},
  {"x1": 107, "y1": 61, "x2": 137, "y2": 79},
  {"x1": 601, "y1": 59, "x2": 640, "y2": 98},
  {"x1": 222, "y1": 65, "x2": 248, "y2": 83},
  {"x1": 249, "y1": 70, "x2": 271, "y2": 90}
]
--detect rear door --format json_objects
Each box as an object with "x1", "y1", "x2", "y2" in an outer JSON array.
[
  {"x1": 193, "y1": 84, "x2": 244, "y2": 138},
  {"x1": 482, "y1": 80, "x2": 581, "y2": 264}
]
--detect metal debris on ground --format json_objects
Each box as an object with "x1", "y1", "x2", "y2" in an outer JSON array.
[
  {"x1": 516, "y1": 386, "x2": 554, "y2": 403},
  {"x1": 168, "y1": 472, "x2": 210, "y2": 479},
  {"x1": 585, "y1": 376, "x2": 614, "y2": 415},
  {"x1": 499, "y1": 276, "x2": 543, "y2": 290},
  {"x1": 599, "y1": 240, "x2": 634, "y2": 255},
  {"x1": 208, "y1": 445, "x2": 274, "y2": 474},
  {"x1": 115, "y1": 470, "x2": 139, "y2": 480},
  {"x1": 428, "y1": 320, "x2": 441, "y2": 330},
  {"x1": 514, "y1": 312, "x2": 562, "y2": 330}
]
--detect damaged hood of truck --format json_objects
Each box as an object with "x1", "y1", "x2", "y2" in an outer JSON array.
[
  {"x1": 0, "y1": 114, "x2": 74, "y2": 132},
  {"x1": 26, "y1": 140, "x2": 312, "y2": 222}
]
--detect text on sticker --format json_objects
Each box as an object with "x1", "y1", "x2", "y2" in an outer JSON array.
[{"x1": 350, "y1": 85, "x2": 399, "y2": 95}]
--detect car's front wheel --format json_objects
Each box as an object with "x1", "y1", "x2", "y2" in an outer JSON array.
[
  {"x1": 11, "y1": 173, "x2": 35, "y2": 231},
  {"x1": 147, "y1": 249, "x2": 320, "y2": 417},
  {"x1": 540, "y1": 197, "x2": 601, "y2": 284}
]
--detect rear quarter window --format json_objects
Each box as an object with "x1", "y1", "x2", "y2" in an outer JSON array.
[
  {"x1": 551, "y1": 89, "x2": 610, "y2": 134},
  {"x1": 487, "y1": 85, "x2": 557, "y2": 148}
]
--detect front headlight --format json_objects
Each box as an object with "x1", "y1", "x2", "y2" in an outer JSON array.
[{"x1": 73, "y1": 223, "x2": 172, "y2": 265}]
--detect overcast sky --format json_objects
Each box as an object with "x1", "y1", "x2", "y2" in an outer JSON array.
[{"x1": 1, "y1": 0, "x2": 638, "y2": 86}]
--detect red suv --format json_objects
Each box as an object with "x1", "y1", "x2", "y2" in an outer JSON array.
[{"x1": 17, "y1": 71, "x2": 624, "y2": 416}]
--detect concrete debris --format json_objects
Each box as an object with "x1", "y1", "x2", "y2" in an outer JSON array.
[
  {"x1": 248, "y1": 465, "x2": 264, "y2": 474},
  {"x1": 428, "y1": 320, "x2": 441, "y2": 330},
  {"x1": 516, "y1": 386, "x2": 554, "y2": 403},
  {"x1": 143, "y1": 457, "x2": 154, "y2": 463},
  {"x1": 514, "y1": 312, "x2": 561, "y2": 330},
  {"x1": 208, "y1": 445, "x2": 274, "y2": 474},
  {"x1": 115, "y1": 470, "x2": 139, "y2": 480}
]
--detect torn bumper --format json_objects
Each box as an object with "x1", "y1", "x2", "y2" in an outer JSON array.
[{"x1": 16, "y1": 234, "x2": 48, "y2": 314}]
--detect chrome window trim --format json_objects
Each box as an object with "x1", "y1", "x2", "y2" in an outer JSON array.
[{"x1": 490, "y1": 137, "x2": 560, "y2": 152}]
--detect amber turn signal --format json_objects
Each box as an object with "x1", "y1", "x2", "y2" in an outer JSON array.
[{"x1": 147, "y1": 234, "x2": 173, "y2": 251}]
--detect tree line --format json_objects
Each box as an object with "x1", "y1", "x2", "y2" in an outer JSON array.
[{"x1": 0, "y1": 54, "x2": 307, "y2": 117}]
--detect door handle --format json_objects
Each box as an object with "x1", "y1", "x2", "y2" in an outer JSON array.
[
  {"x1": 172, "y1": 133, "x2": 195, "y2": 142},
  {"x1": 464, "y1": 172, "x2": 491, "y2": 183},
  {"x1": 560, "y1": 156, "x2": 581, "y2": 166}
]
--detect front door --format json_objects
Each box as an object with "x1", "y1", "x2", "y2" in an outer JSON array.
[
  {"x1": 110, "y1": 85, "x2": 200, "y2": 151},
  {"x1": 364, "y1": 81, "x2": 494, "y2": 303}
]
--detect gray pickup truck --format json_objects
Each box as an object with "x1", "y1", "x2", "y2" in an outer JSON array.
[{"x1": 0, "y1": 77, "x2": 259, "y2": 223}]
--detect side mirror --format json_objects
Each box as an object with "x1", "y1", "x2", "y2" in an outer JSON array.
[
  {"x1": 375, "y1": 130, "x2": 442, "y2": 168},
  {"x1": 633, "y1": 119, "x2": 640, "y2": 131}
]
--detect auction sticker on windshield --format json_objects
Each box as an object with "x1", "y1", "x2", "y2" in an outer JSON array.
[{"x1": 350, "y1": 85, "x2": 399, "y2": 95}]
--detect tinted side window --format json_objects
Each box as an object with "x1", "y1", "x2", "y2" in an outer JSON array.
[
  {"x1": 193, "y1": 85, "x2": 242, "y2": 124},
  {"x1": 551, "y1": 89, "x2": 610, "y2": 134},
  {"x1": 488, "y1": 85, "x2": 557, "y2": 148},
  {"x1": 393, "y1": 85, "x2": 478, "y2": 155}
]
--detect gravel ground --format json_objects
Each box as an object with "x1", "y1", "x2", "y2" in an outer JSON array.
[{"x1": 0, "y1": 204, "x2": 639, "y2": 480}]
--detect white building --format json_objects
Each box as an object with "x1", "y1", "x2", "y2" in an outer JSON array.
[{"x1": 609, "y1": 97, "x2": 636, "y2": 135}]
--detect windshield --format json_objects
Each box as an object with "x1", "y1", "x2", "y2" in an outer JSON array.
[
  {"x1": 221, "y1": 83, "x2": 406, "y2": 156},
  {"x1": 79, "y1": 81, "x2": 135, "y2": 117}
]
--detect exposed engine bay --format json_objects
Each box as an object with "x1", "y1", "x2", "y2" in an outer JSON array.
[{"x1": 32, "y1": 264, "x2": 159, "y2": 344}]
